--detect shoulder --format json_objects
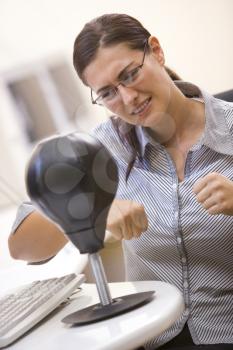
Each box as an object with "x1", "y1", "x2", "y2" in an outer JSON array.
[
  {"x1": 92, "y1": 118, "x2": 118, "y2": 140},
  {"x1": 201, "y1": 87, "x2": 233, "y2": 132},
  {"x1": 212, "y1": 95, "x2": 233, "y2": 112},
  {"x1": 212, "y1": 97, "x2": 233, "y2": 131}
]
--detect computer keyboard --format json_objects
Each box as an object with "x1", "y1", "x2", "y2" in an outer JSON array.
[{"x1": 0, "y1": 273, "x2": 85, "y2": 348}]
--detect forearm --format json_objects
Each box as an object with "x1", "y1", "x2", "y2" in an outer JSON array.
[{"x1": 8, "y1": 211, "x2": 68, "y2": 263}]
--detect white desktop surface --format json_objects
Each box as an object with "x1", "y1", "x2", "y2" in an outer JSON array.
[{"x1": 4, "y1": 279, "x2": 184, "y2": 350}]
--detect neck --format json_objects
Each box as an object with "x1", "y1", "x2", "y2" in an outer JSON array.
[{"x1": 148, "y1": 84, "x2": 205, "y2": 145}]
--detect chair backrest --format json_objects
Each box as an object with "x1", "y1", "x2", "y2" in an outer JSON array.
[{"x1": 214, "y1": 90, "x2": 233, "y2": 102}]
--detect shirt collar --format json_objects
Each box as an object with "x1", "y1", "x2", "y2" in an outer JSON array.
[{"x1": 136, "y1": 81, "x2": 233, "y2": 156}]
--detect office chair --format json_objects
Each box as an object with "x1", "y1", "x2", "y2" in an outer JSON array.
[{"x1": 214, "y1": 89, "x2": 233, "y2": 102}]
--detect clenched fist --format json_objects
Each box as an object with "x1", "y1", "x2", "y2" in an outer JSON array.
[
  {"x1": 106, "y1": 199, "x2": 148, "y2": 240},
  {"x1": 193, "y1": 172, "x2": 233, "y2": 215}
]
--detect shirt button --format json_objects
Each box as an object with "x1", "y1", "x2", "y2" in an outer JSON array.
[
  {"x1": 177, "y1": 237, "x2": 182, "y2": 244},
  {"x1": 182, "y1": 257, "x2": 187, "y2": 263},
  {"x1": 184, "y1": 308, "x2": 190, "y2": 316},
  {"x1": 174, "y1": 211, "x2": 179, "y2": 219},
  {"x1": 183, "y1": 281, "x2": 189, "y2": 289},
  {"x1": 172, "y1": 183, "x2": 177, "y2": 190}
]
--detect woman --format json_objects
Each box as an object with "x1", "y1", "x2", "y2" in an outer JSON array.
[{"x1": 8, "y1": 14, "x2": 233, "y2": 349}]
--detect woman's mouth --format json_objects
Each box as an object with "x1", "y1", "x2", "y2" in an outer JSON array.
[{"x1": 132, "y1": 97, "x2": 151, "y2": 117}]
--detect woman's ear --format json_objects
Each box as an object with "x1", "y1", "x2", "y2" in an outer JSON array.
[{"x1": 148, "y1": 36, "x2": 165, "y2": 65}]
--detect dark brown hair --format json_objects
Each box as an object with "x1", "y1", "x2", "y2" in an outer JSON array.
[{"x1": 73, "y1": 13, "x2": 181, "y2": 180}]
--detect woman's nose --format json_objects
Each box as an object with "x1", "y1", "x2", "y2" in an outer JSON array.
[{"x1": 117, "y1": 85, "x2": 138, "y2": 105}]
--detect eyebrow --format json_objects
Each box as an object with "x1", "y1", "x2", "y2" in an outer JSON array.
[{"x1": 96, "y1": 61, "x2": 134, "y2": 95}]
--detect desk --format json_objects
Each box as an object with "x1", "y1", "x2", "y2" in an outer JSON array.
[{"x1": 5, "y1": 279, "x2": 184, "y2": 350}]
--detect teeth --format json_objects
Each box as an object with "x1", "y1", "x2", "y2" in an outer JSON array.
[{"x1": 133, "y1": 99, "x2": 149, "y2": 115}]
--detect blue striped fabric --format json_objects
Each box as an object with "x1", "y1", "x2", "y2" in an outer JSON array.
[{"x1": 93, "y1": 82, "x2": 233, "y2": 348}]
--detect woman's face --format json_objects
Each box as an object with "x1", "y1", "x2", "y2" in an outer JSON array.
[{"x1": 83, "y1": 38, "x2": 174, "y2": 129}]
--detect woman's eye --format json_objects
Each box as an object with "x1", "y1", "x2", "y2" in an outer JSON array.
[
  {"x1": 123, "y1": 68, "x2": 140, "y2": 84},
  {"x1": 101, "y1": 89, "x2": 115, "y2": 100},
  {"x1": 101, "y1": 92, "x2": 109, "y2": 99}
]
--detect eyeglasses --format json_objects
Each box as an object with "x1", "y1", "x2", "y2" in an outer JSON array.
[{"x1": 91, "y1": 41, "x2": 148, "y2": 107}]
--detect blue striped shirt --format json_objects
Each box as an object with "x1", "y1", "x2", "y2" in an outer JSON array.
[
  {"x1": 12, "y1": 82, "x2": 233, "y2": 348},
  {"x1": 92, "y1": 82, "x2": 233, "y2": 348}
]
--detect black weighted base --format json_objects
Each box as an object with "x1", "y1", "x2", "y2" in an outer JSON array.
[{"x1": 62, "y1": 291, "x2": 155, "y2": 325}]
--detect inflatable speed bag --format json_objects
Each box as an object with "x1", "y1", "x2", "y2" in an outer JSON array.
[{"x1": 26, "y1": 133, "x2": 118, "y2": 254}]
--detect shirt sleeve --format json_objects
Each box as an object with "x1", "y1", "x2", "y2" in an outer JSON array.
[
  {"x1": 11, "y1": 201, "x2": 35, "y2": 234},
  {"x1": 10, "y1": 202, "x2": 58, "y2": 264}
]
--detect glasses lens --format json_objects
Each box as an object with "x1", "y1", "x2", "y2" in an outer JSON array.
[
  {"x1": 121, "y1": 67, "x2": 142, "y2": 86},
  {"x1": 94, "y1": 88, "x2": 118, "y2": 106}
]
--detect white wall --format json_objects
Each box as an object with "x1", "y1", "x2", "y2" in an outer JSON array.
[
  {"x1": 0, "y1": 0, "x2": 233, "y2": 205},
  {"x1": 1, "y1": 0, "x2": 232, "y2": 92}
]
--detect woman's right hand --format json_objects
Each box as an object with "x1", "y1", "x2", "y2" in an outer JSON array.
[{"x1": 106, "y1": 199, "x2": 148, "y2": 240}]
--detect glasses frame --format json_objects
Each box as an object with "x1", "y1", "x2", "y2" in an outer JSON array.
[{"x1": 91, "y1": 40, "x2": 148, "y2": 106}]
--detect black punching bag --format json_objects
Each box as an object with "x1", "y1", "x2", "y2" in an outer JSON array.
[{"x1": 26, "y1": 132, "x2": 118, "y2": 254}]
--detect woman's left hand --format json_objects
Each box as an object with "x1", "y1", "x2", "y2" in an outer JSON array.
[{"x1": 193, "y1": 172, "x2": 233, "y2": 215}]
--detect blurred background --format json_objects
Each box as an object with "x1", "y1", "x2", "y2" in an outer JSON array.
[{"x1": 0, "y1": 0, "x2": 232, "y2": 268}]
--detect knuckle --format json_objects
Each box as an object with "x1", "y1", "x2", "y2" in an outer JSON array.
[
  {"x1": 132, "y1": 202, "x2": 144, "y2": 211},
  {"x1": 202, "y1": 202, "x2": 209, "y2": 210},
  {"x1": 121, "y1": 212, "x2": 128, "y2": 220},
  {"x1": 217, "y1": 193, "x2": 224, "y2": 201},
  {"x1": 213, "y1": 182, "x2": 221, "y2": 191},
  {"x1": 224, "y1": 201, "x2": 231, "y2": 211},
  {"x1": 134, "y1": 226, "x2": 142, "y2": 234},
  {"x1": 208, "y1": 171, "x2": 218, "y2": 179}
]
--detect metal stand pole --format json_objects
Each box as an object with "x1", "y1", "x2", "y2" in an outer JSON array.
[{"x1": 88, "y1": 252, "x2": 113, "y2": 306}]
